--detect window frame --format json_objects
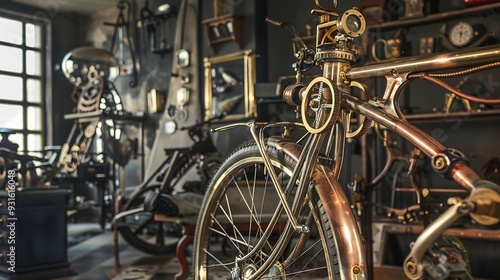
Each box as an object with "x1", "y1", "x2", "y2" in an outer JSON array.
[{"x1": 0, "y1": 8, "x2": 51, "y2": 154}]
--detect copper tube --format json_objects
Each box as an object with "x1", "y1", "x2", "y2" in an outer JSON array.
[
  {"x1": 343, "y1": 94, "x2": 481, "y2": 191},
  {"x1": 346, "y1": 45, "x2": 500, "y2": 80},
  {"x1": 422, "y1": 75, "x2": 500, "y2": 104}
]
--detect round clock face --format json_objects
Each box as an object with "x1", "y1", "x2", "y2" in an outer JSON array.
[
  {"x1": 449, "y1": 21, "x2": 474, "y2": 47},
  {"x1": 164, "y1": 120, "x2": 177, "y2": 134}
]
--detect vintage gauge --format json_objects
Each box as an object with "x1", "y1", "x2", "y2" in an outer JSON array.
[
  {"x1": 449, "y1": 21, "x2": 474, "y2": 48},
  {"x1": 164, "y1": 120, "x2": 177, "y2": 134},
  {"x1": 441, "y1": 21, "x2": 491, "y2": 50},
  {"x1": 337, "y1": 9, "x2": 366, "y2": 38}
]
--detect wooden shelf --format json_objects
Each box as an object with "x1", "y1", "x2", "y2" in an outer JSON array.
[
  {"x1": 202, "y1": 14, "x2": 242, "y2": 53},
  {"x1": 368, "y1": 2, "x2": 500, "y2": 31}
]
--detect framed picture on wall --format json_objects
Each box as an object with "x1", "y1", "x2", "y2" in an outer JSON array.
[{"x1": 203, "y1": 49, "x2": 257, "y2": 122}]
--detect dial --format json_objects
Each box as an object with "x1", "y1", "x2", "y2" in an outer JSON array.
[
  {"x1": 449, "y1": 21, "x2": 474, "y2": 48},
  {"x1": 164, "y1": 120, "x2": 177, "y2": 134}
]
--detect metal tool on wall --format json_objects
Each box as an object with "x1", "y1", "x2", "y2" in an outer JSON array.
[
  {"x1": 104, "y1": 0, "x2": 138, "y2": 87},
  {"x1": 371, "y1": 29, "x2": 408, "y2": 62},
  {"x1": 138, "y1": 1, "x2": 176, "y2": 57}
]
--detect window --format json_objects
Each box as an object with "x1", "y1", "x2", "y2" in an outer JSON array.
[{"x1": 0, "y1": 10, "x2": 46, "y2": 154}]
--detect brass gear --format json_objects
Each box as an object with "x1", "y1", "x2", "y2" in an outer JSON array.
[
  {"x1": 301, "y1": 77, "x2": 340, "y2": 134},
  {"x1": 346, "y1": 81, "x2": 373, "y2": 138}
]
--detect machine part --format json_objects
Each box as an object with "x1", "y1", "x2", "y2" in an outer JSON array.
[
  {"x1": 283, "y1": 83, "x2": 306, "y2": 106},
  {"x1": 404, "y1": 201, "x2": 471, "y2": 279},
  {"x1": 337, "y1": 8, "x2": 366, "y2": 38},
  {"x1": 118, "y1": 184, "x2": 179, "y2": 255},
  {"x1": 301, "y1": 76, "x2": 340, "y2": 134},
  {"x1": 469, "y1": 180, "x2": 500, "y2": 226},
  {"x1": 418, "y1": 235, "x2": 472, "y2": 280},
  {"x1": 77, "y1": 77, "x2": 104, "y2": 113},
  {"x1": 197, "y1": 153, "x2": 222, "y2": 184},
  {"x1": 431, "y1": 148, "x2": 469, "y2": 179},
  {"x1": 61, "y1": 47, "x2": 120, "y2": 87},
  {"x1": 346, "y1": 81, "x2": 372, "y2": 138},
  {"x1": 84, "y1": 124, "x2": 96, "y2": 139}
]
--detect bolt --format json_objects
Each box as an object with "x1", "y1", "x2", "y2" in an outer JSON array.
[
  {"x1": 352, "y1": 265, "x2": 361, "y2": 274},
  {"x1": 433, "y1": 156, "x2": 447, "y2": 170},
  {"x1": 391, "y1": 68, "x2": 398, "y2": 77},
  {"x1": 406, "y1": 261, "x2": 417, "y2": 275},
  {"x1": 460, "y1": 202, "x2": 469, "y2": 210}
]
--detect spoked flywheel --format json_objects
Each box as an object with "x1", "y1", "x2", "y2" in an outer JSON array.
[{"x1": 301, "y1": 77, "x2": 341, "y2": 134}]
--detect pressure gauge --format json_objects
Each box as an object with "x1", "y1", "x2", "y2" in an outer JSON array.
[
  {"x1": 337, "y1": 9, "x2": 366, "y2": 38},
  {"x1": 449, "y1": 21, "x2": 474, "y2": 48}
]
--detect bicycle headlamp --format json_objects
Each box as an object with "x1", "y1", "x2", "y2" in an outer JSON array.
[{"x1": 337, "y1": 9, "x2": 365, "y2": 38}]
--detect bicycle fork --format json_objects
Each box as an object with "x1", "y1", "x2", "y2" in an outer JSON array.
[{"x1": 251, "y1": 121, "x2": 366, "y2": 279}]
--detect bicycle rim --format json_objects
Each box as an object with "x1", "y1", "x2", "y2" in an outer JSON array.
[{"x1": 193, "y1": 141, "x2": 341, "y2": 279}]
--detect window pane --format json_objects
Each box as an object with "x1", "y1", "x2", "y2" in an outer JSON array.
[
  {"x1": 7, "y1": 133, "x2": 23, "y2": 152},
  {"x1": 0, "y1": 45, "x2": 23, "y2": 73},
  {"x1": 27, "y1": 106, "x2": 41, "y2": 130},
  {"x1": 27, "y1": 134, "x2": 42, "y2": 153},
  {"x1": 0, "y1": 75, "x2": 22, "y2": 101},
  {"x1": 27, "y1": 79, "x2": 41, "y2": 103},
  {"x1": 26, "y1": 50, "x2": 41, "y2": 76},
  {"x1": 0, "y1": 17, "x2": 22, "y2": 45},
  {"x1": 0, "y1": 104, "x2": 23, "y2": 130},
  {"x1": 25, "y1": 23, "x2": 41, "y2": 48}
]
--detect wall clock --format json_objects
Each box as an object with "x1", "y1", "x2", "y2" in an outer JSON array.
[
  {"x1": 449, "y1": 21, "x2": 474, "y2": 48},
  {"x1": 441, "y1": 21, "x2": 491, "y2": 51}
]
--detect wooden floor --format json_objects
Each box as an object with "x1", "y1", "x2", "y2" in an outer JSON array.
[
  {"x1": 60, "y1": 223, "x2": 413, "y2": 280},
  {"x1": 7, "y1": 222, "x2": 491, "y2": 280}
]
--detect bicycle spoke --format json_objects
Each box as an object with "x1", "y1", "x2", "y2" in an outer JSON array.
[
  {"x1": 210, "y1": 210, "x2": 253, "y2": 259},
  {"x1": 208, "y1": 226, "x2": 254, "y2": 250},
  {"x1": 203, "y1": 248, "x2": 234, "y2": 272},
  {"x1": 222, "y1": 193, "x2": 248, "y2": 252},
  {"x1": 230, "y1": 176, "x2": 268, "y2": 244}
]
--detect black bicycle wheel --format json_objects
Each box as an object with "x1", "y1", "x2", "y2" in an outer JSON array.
[
  {"x1": 193, "y1": 141, "x2": 345, "y2": 279},
  {"x1": 118, "y1": 185, "x2": 179, "y2": 255}
]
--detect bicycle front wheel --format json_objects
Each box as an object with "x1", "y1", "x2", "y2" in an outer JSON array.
[{"x1": 193, "y1": 141, "x2": 343, "y2": 279}]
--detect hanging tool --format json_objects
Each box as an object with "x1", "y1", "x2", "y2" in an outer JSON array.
[
  {"x1": 138, "y1": 1, "x2": 176, "y2": 57},
  {"x1": 104, "y1": 0, "x2": 138, "y2": 88}
]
